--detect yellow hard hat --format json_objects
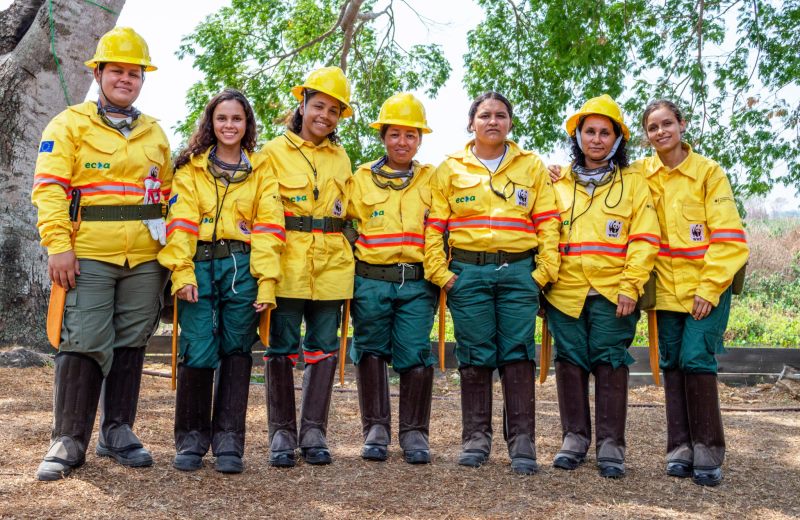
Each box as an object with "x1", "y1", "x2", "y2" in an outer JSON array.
[
  {"x1": 565, "y1": 94, "x2": 630, "y2": 140},
  {"x1": 291, "y1": 66, "x2": 353, "y2": 118},
  {"x1": 369, "y1": 92, "x2": 432, "y2": 134},
  {"x1": 85, "y1": 27, "x2": 157, "y2": 71}
]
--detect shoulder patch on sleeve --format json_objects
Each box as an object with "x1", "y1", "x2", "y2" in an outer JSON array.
[
  {"x1": 169, "y1": 194, "x2": 178, "y2": 205},
  {"x1": 39, "y1": 141, "x2": 54, "y2": 153}
]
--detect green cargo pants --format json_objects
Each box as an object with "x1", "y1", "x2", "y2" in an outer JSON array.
[
  {"x1": 545, "y1": 295, "x2": 638, "y2": 373},
  {"x1": 60, "y1": 259, "x2": 167, "y2": 376},
  {"x1": 266, "y1": 297, "x2": 343, "y2": 364},
  {"x1": 350, "y1": 276, "x2": 437, "y2": 373},
  {"x1": 446, "y1": 258, "x2": 539, "y2": 369},
  {"x1": 657, "y1": 287, "x2": 732, "y2": 374},
  {"x1": 177, "y1": 253, "x2": 259, "y2": 369}
]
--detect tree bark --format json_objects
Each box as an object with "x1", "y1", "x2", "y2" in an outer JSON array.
[{"x1": 0, "y1": 0, "x2": 124, "y2": 349}]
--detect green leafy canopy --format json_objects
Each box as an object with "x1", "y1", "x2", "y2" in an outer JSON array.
[
  {"x1": 464, "y1": 0, "x2": 800, "y2": 199},
  {"x1": 176, "y1": 0, "x2": 450, "y2": 166}
]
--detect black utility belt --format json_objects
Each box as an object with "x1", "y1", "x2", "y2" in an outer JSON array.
[
  {"x1": 356, "y1": 260, "x2": 425, "y2": 283},
  {"x1": 194, "y1": 240, "x2": 250, "y2": 262},
  {"x1": 450, "y1": 247, "x2": 533, "y2": 266},
  {"x1": 80, "y1": 204, "x2": 163, "y2": 221},
  {"x1": 284, "y1": 216, "x2": 344, "y2": 233}
]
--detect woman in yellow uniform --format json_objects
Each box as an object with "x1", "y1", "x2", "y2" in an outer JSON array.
[
  {"x1": 640, "y1": 100, "x2": 748, "y2": 486},
  {"x1": 158, "y1": 89, "x2": 284, "y2": 473},
  {"x1": 259, "y1": 67, "x2": 354, "y2": 467},
  {"x1": 32, "y1": 27, "x2": 171, "y2": 481},
  {"x1": 545, "y1": 95, "x2": 660, "y2": 478},
  {"x1": 424, "y1": 92, "x2": 561, "y2": 475},
  {"x1": 347, "y1": 93, "x2": 437, "y2": 464}
]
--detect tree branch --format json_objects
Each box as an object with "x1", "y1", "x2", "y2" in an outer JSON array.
[
  {"x1": 339, "y1": 0, "x2": 366, "y2": 72},
  {"x1": 0, "y1": 0, "x2": 43, "y2": 55}
]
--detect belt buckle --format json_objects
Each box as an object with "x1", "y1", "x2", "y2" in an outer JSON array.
[
  {"x1": 300, "y1": 217, "x2": 313, "y2": 233},
  {"x1": 475, "y1": 251, "x2": 487, "y2": 265},
  {"x1": 497, "y1": 251, "x2": 508, "y2": 264}
]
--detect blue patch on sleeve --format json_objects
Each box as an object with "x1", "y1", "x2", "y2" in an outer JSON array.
[
  {"x1": 169, "y1": 194, "x2": 178, "y2": 205},
  {"x1": 39, "y1": 140, "x2": 55, "y2": 153}
]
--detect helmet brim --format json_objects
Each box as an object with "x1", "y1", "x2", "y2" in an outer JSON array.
[{"x1": 291, "y1": 85, "x2": 353, "y2": 118}]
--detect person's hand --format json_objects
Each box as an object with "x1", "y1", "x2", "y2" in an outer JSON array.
[
  {"x1": 444, "y1": 274, "x2": 458, "y2": 293},
  {"x1": 616, "y1": 294, "x2": 637, "y2": 317},
  {"x1": 254, "y1": 302, "x2": 270, "y2": 313},
  {"x1": 176, "y1": 284, "x2": 198, "y2": 303},
  {"x1": 691, "y1": 295, "x2": 713, "y2": 320},
  {"x1": 48, "y1": 250, "x2": 80, "y2": 289},
  {"x1": 547, "y1": 164, "x2": 562, "y2": 183}
]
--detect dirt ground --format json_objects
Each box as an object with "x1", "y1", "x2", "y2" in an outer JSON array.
[{"x1": 1, "y1": 362, "x2": 799, "y2": 520}]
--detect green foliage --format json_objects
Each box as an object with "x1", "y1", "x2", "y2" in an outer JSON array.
[
  {"x1": 465, "y1": 0, "x2": 800, "y2": 198},
  {"x1": 176, "y1": 0, "x2": 450, "y2": 165}
]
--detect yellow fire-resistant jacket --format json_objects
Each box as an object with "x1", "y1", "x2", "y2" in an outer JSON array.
[
  {"x1": 424, "y1": 140, "x2": 561, "y2": 288},
  {"x1": 346, "y1": 160, "x2": 435, "y2": 265},
  {"x1": 32, "y1": 101, "x2": 171, "y2": 266},
  {"x1": 156, "y1": 150, "x2": 284, "y2": 306},
  {"x1": 636, "y1": 146, "x2": 749, "y2": 312},
  {"x1": 256, "y1": 131, "x2": 354, "y2": 300},
  {"x1": 545, "y1": 164, "x2": 660, "y2": 318}
]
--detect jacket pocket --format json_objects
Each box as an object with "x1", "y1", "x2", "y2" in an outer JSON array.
[
  {"x1": 278, "y1": 174, "x2": 311, "y2": 215},
  {"x1": 449, "y1": 173, "x2": 484, "y2": 217},
  {"x1": 360, "y1": 189, "x2": 390, "y2": 231}
]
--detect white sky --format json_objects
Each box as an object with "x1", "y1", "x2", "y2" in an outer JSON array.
[{"x1": 3, "y1": 0, "x2": 795, "y2": 209}]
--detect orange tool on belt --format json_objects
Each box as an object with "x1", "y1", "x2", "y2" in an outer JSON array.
[{"x1": 539, "y1": 315, "x2": 552, "y2": 384}]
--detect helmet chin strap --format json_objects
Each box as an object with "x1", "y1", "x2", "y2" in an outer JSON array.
[{"x1": 576, "y1": 130, "x2": 623, "y2": 162}]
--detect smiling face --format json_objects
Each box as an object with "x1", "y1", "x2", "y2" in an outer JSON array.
[
  {"x1": 470, "y1": 98, "x2": 512, "y2": 149},
  {"x1": 94, "y1": 62, "x2": 143, "y2": 108},
  {"x1": 212, "y1": 99, "x2": 247, "y2": 149},
  {"x1": 645, "y1": 106, "x2": 686, "y2": 155},
  {"x1": 299, "y1": 91, "x2": 342, "y2": 145},
  {"x1": 579, "y1": 114, "x2": 617, "y2": 166},
  {"x1": 382, "y1": 125, "x2": 421, "y2": 170}
]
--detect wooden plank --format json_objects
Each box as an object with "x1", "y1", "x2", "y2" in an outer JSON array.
[{"x1": 147, "y1": 335, "x2": 799, "y2": 377}]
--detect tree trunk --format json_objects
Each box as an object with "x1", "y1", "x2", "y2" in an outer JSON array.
[{"x1": 0, "y1": 0, "x2": 124, "y2": 349}]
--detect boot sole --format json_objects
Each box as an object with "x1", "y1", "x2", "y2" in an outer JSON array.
[
  {"x1": 458, "y1": 451, "x2": 489, "y2": 468},
  {"x1": 404, "y1": 450, "x2": 431, "y2": 464},
  {"x1": 511, "y1": 458, "x2": 539, "y2": 475},
  {"x1": 666, "y1": 462, "x2": 692, "y2": 478},
  {"x1": 215, "y1": 456, "x2": 244, "y2": 474},
  {"x1": 173, "y1": 454, "x2": 203, "y2": 471},
  {"x1": 96, "y1": 445, "x2": 153, "y2": 467},
  {"x1": 553, "y1": 455, "x2": 584, "y2": 471},
  {"x1": 301, "y1": 448, "x2": 332, "y2": 465},
  {"x1": 361, "y1": 445, "x2": 388, "y2": 461}
]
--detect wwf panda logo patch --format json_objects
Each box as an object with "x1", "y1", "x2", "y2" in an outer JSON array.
[
  {"x1": 332, "y1": 198, "x2": 343, "y2": 217},
  {"x1": 606, "y1": 219, "x2": 622, "y2": 238},
  {"x1": 515, "y1": 188, "x2": 529, "y2": 208},
  {"x1": 690, "y1": 223, "x2": 705, "y2": 242}
]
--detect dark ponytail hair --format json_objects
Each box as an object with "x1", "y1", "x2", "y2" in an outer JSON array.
[
  {"x1": 174, "y1": 88, "x2": 257, "y2": 170},
  {"x1": 641, "y1": 99, "x2": 685, "y2": 130},
  {"x1": 287, "y1": 89, "x2": 341, "y2": 145},
  {"x1": 466, "y1": 91, "x2": 514, "y2": 133}
]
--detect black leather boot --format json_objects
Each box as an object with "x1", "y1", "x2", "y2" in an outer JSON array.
[
  {"x1": 594, "y1": 364, "x2": 629, "y2": 478},
  {"x1": 500, "y1": 360, "x2": 538, "y2": 475},
  {"x1": 36, "y1": 353, "x2": 103, "y2": 481},
  {"x1": 173, "y1": 364, "x2": 214, "y2": 471},
  {"x1": 356, "y1": 355, "x2": 391, "y2": 461},
  {"x1": 212, "y1": 353, "x2": 252, "y2": 473},
  {"x1": 663, "y1": 369, "x2": 692, "y2": 478},
  {"x1": 686, "y1": 373, "x2": 725, "y2": 486},
  {"x1": 457, "y1": 365, "x2": 494, "y2": 468},
  {"x1": 299, "y1": 355, "x2": 337, "y2": 465},
  {"x1": 265, "y1": 356, "x2": 298, "y2": 468},
  {"x1": 399, "y1": 365, "x2": 434, "y2": 464},
  {"x1": 96, "y1": 347, "x2": 153, "y2": 467},
  {"x1": 553, "y1": 361, "x2": 591, "y2": 471}
]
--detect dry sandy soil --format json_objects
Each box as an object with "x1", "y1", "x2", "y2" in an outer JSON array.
[{"x1": 1, "y1": 362, "x2": 799, "y2": 519}]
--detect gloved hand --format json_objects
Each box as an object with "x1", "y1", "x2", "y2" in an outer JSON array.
[
  {"x1": 145, "y1": 218, "x2": 167, "y2": 245},
  {"x1": 343, "y1": 220, "x2": 359, "y2": 249}
]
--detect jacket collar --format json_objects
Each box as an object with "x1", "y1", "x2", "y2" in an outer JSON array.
[
  {"x1": 645, "y1": 143, "x2": 697, "y2": 180},
  {"x1": 447, "y1": 139, "x2": 529, "y2": 172},
  {"x1": 284, "y1": 129, "x2": 336, "y2": 150}
]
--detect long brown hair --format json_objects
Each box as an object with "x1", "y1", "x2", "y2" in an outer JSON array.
[{"x1": 174, "y1": 88, "x2": 257, "y2": 170}]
